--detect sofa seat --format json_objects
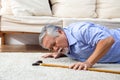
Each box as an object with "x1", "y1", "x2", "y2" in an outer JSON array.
[
  {"x1": 1, "y1": 15, "x2": 63, "y2": 33},
  {"x1": 1, "y1": 15, "x2": 120, "y2": 34},
  {"x1": 63, "y1": 18, "x2": 120, "y2": 29}
]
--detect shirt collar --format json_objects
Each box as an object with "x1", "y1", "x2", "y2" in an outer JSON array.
[{"x1": 64, "y1": 28, "x2": 77, "y2": 46}]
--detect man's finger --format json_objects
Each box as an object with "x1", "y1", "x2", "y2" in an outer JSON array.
[
  {"x1": 73, "y1": 64, "x2": 79, "y2": 70},
  {"x1": 83, "y1": 64, "x2": 87, "y2": 70},
  {"x1": 69, "y1": 64, "x2": 75, "y2": 69},
  {"x1": 54, "y1": 53, "x2": 61, "y2": 59},
  {"x1": 78, "y1": 65, "x2": 83, "y2": 70},
  {"x1": 42, "y1": 54, "x2": 53, "y2": 58}
]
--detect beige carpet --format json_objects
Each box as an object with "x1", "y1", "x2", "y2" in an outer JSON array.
[{"x1": 0, "y1": 52, "x2": 120, "y2": 80}]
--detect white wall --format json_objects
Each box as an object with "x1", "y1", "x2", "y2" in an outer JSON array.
[{"x1": 5, "y1": 34, "x2": 39, "y2": 45}]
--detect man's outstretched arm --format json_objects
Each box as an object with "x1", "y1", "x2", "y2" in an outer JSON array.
[{"x1": 70, "y1": 36, "x2": 115, "y2": 70}]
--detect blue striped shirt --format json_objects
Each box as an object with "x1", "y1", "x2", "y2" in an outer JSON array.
[{"x1": 64, "y1": 22, "x2": 120, "y2": 63}]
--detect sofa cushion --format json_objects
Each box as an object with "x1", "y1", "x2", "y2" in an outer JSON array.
[
  {"x1": 97, "y1": 0, "x2": 120, "y2": 18},
  {"x1": 1, "y1": 15, "x2": 62, "y2": 33},
  {"x1": 0, "y1": 0, "x2": 1, "y2": 15},
  {"x1": 63, "y1": 18, "x2": 120, "y2": 29},
  {"x1": 0, "y1": 0, "x2": 1, "y2": 8},
  {"x1": 10, "y1": 0, "x2": 52, "y2": 16},
  {"x1": 50, "y1": 0, "x2": 97, "y2": 18},
  {"x1": 1, "y1": 0, "x2": 13, "y2": 15}
]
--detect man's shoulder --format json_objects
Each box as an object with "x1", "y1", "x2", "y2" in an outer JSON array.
[{"x1": 65, "y1": 22, "x2": 94, "y2": 28}]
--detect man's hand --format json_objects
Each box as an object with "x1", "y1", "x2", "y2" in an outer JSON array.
[
  {"x1": 69, "y1": 61, "x2": 92, "y2": 70},
  {"x1": 42, "y1": 52, "x2": 61, "y2": 59}
]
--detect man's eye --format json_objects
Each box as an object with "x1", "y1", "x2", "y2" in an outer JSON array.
[
  {"x1": 49, "y1": 47, "x2": 53, "y2": 51},
  {"x1": 51, "y1": 47, "x2": 53, "y2": 51},
  {"x1": 49, "y1": 42, "x2": 56, "y2": 51},
  {"x1": 52, "y1": 42, "x2": 56, "y2": 47}
]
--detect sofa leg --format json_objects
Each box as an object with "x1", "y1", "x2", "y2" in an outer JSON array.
[{"x1": 0, "y1": 33, "x2": 6, "y2": 45}]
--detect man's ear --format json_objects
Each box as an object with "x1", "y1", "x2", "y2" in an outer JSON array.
[{"x1": 57, "y1": 29, "x2": 64, "y2": 34}]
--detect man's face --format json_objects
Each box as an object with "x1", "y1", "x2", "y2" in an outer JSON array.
[{"x1": 42, "y1": 30, "x2": 68, "y2": 52}]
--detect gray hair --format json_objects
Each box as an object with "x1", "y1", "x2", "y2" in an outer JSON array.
[{"x1": 39, "y1": 24, "x2": 63, "y2": 48}]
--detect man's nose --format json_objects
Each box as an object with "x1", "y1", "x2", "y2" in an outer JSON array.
[{"x1": 53, "y1": 46, "x2": 58, "y2": 52}]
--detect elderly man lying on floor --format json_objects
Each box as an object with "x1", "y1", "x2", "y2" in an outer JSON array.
[{"x1": 39, "y1": 22, "x2": 120, "y2": 70}]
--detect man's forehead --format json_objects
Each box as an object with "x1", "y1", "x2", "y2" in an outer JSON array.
[{"x1": 42, "y1": 34, "x2": 54, "y2": 49}]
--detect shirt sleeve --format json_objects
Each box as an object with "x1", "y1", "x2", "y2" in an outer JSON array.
[{"x1": 79, "y1": 23, "x2": 111, "y2": 47}]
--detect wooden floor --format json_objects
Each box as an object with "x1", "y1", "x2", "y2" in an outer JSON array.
[{"x1": 0, "y1": 45, "x2": 49, "y2": 52}]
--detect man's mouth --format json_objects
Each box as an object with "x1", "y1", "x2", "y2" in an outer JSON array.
[{"x1": 57, "y1": 48, "x2": 69, "y2": 54}]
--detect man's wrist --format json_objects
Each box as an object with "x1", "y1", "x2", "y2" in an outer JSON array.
[{"x1": 84, "y1": 61, "x2": 93, "y2": 68}]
